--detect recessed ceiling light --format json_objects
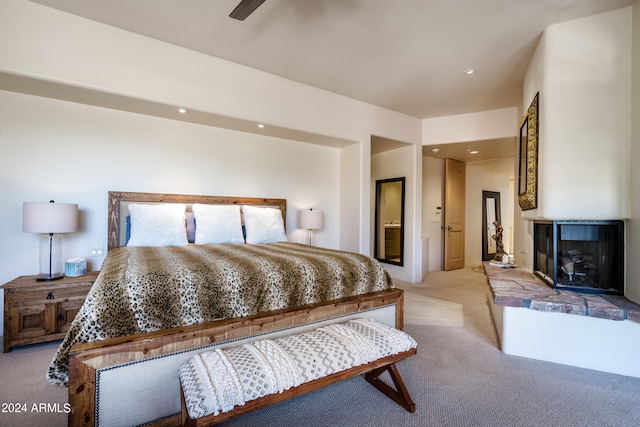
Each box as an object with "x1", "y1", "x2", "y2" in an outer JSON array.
[
  {"x1": 463, "y1": 68, "x2": 476, "y2": 76},
  {"x1": 470, "y1": 150, "x2": 479, "y2": 154},
  {"x1": 431, "y1": 148, "x2": 440, "y2": 153},
  {"x1": 177, "y1": 108, "x2": 187, "y2": 114},
  {"x1": 257, "y1": 124, "x2": 265, "y2": 128}
]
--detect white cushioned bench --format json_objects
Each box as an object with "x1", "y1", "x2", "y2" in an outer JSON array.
[{"x1": 179, "y1": 318, "x2": 417, "y2": 426}]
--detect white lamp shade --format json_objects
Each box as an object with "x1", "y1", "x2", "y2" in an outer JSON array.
[
  {"x1": 298, "y1": 209, "x2": 323, "y2": 230},
  {"x1": 23, "y1": 202, "x2": 78, "y2": 234}
]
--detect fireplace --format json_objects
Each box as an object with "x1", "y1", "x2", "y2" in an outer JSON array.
[{"x1": 533, "y1": 220, "x2": 624, "y2": 295}]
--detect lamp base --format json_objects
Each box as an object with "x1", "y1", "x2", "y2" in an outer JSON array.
[
  {"x1": 39, "y1": 234, "x2": 64, "y2": 280},
  {"x1": 36, "y1": 273, "x2": 64, "y2": 281}
]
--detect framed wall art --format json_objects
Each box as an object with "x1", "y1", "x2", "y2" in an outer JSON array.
[{"x1": 518, "y1": 92, "x2": 539, "y2": 211}]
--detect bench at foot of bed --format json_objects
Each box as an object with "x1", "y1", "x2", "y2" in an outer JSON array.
[{"x1": 179, "y1": 318, "x2": 417, "y2": 427}]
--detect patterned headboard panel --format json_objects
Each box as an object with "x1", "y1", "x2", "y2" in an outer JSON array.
[{"x1": 107, "y1": 191, "x2": 287, "y2": 249}]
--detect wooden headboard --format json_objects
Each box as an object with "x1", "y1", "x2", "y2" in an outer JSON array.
[{"x1": 107, "y1": 191, "x2": 287, "y2": 250}]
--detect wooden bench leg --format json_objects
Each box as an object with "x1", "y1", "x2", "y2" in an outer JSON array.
[{"x1": 364, "y1": 362, "x2": 416, "y2": 413}]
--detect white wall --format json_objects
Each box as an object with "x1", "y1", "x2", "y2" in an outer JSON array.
[
  {"x1": 422, "y1": 156, "x2": 444, "y2": 272},
  {"x1": 339, "y1": 143, "x2": 362, "y2": 253},
  {"x1": 0, "y1": 90, "x2": 346, "y2": 332},
  {"x1": 465, "y1": 165, "x2": 483, "y2": 265},
  {"x1": 0, "y1": 89, "x2": 342, "y2": 267},
  {"x1": 422, "y1": 107, "x2": 517, "y2": 145},
  {"x1": 628, "y1": 0, "x2": 640, "y2": 305},
  {"x1": 522, "y1": 7, "x2": 632, "y2": 221},
  {"x1": 371, "y1": 145, "x2": 418, "y2": 282}
]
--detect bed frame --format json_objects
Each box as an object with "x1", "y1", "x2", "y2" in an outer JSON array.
[
  {"x1": 106, "y1": 191, "x2": 288, "y2": 250},
  {"x1": 67, "y1": 191, "x2": 404, "y2": 427}
]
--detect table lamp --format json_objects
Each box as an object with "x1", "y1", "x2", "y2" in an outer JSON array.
[
  {"x1": 298, "y1": 209, "x2": 323, "y2": 245},
  {"x1": 23, "y1": 200, "x2": 78, "y2": 281}
]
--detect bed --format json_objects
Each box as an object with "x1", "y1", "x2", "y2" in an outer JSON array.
[{"x1": 60, "y1": 191, "x2": 404, "y2": 427}]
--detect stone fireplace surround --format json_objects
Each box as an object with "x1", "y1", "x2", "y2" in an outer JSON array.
[{"x1": 484, "y1": 264, "x2": 640, "y2": 378}]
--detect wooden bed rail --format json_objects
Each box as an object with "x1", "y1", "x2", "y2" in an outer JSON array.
[{"x1": 68, "y1": 288, "x2": 404, "y2": 427}]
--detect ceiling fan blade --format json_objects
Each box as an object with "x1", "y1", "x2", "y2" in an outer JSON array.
[{"x1": 229, "y1": 0, "x2": 267, "y2": 21}]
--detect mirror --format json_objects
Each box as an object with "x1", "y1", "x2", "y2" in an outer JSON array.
[
  {"x1": 518, "y1": 116, "x2": 528, "y2": 196},
  {"x1": 482, "y1": 191, "x2": 502, "y2": 261},
  {"x1": 374, "y1": 177, "x2": 405, "y2": 266}
]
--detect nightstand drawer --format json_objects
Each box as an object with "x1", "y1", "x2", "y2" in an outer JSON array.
[{"x1": 6, "y1": 285, "x2": 93, "y2": 305}]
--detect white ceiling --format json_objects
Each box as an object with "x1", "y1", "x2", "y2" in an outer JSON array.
[{"x1": 23, "y1": 0, "x2": 635, "y2": 160}]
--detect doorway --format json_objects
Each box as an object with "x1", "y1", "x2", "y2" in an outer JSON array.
[
  {"x1": 444, "y1": 159, "x2": 465, "y2": 270},
  {"x1": 423, "y1": 154, "x2": 515, "y2": 271}
]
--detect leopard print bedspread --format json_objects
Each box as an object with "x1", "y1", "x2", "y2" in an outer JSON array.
[{"x1": 47, "y1": 242, "x2": 393, "y2": 386}]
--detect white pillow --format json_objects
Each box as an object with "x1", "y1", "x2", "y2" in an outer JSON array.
[
  {"x1": 192, "y1": 204, "x2": 245, "y2": 244},
  {"x1": 242, "y1": 205, "x2": 288, "y2": 244},
  {"x1": 127, "y1": 203, "x2": 188, "y2": 247}
]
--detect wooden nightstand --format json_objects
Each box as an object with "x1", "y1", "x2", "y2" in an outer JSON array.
[{"x1": 2, "y1": 271, "x2": 99, "y2": 352}]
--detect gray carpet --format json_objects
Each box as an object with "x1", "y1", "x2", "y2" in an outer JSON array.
[
  {"x1": 1, "y1": 267, "x2": 639, "y2": 426},
  {"x1": 0, "y1": 341, "x2": 68, "y2": 427}
]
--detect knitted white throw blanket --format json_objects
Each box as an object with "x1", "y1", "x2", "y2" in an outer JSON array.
[{"x1": 179, "y1": 318, "x2": 417, "y2": 419}]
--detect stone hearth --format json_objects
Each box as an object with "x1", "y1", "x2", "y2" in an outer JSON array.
[
  {"x1": 484, "y1": 264, "x2": 640, "y2": 323},
  {"x1": 484, "y1": 263, "x2": 640, "y2": 378}
]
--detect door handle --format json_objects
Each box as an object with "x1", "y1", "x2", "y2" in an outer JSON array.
[{"x1": 446, "y1": 226, "x2": 452, "y2": 231}]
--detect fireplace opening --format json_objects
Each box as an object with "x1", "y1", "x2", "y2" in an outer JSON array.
[{"x1": 533, "y1": 220, "x2": 624, "y2": 295}]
